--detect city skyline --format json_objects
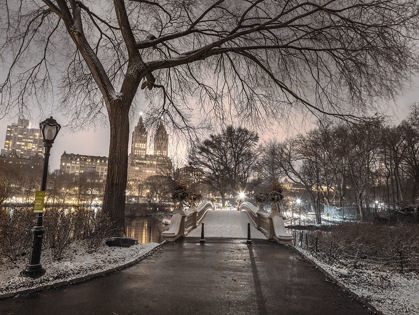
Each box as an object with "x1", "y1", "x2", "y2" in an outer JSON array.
[
  {"x1": 0, "y1": 80, "x2": 418, "y2": 171},
  {"x1": 0, "y1": 113, "x2": 176, "y2": 171}
]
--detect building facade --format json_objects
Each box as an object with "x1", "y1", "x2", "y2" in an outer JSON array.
[
  {"x1": 1, "y1": 118, "x2": 43, "y2": 158},
  {"x1": 127, "y1": 118, "x2": 172, "y2": 193},
  {"x1": 58, "y1": 117, "x2": 172, "y2": 195},
  {"x1": 0, "y1": 149, "x2": 43, "y2": 169},
  {"x1": 60, "y1": 152, "x2": 108, "y2": 181},
  {"x1": 154, "y1": 121, "x2": 169, "y2": 157},
  {"x1": 131, "y1": 116, "x2": 148, "y2": 157}
]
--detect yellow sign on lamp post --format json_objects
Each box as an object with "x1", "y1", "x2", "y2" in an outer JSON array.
[{"x1": 34, "y1": 191, "x2": 46, "y2": 212}]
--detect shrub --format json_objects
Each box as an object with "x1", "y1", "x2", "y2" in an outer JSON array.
[
  {"x1": 44, "y1": 208, "x2": 74, "y2": 260},
  {"x1": 0, "y1": 206, "x2": 33, "y2": 263}
]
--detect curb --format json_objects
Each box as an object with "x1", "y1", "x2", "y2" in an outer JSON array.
[
  {"x1": 0, "y1": 242, "x2": 166, "y2": 300},
  {"x1": 292, "y1": 246, "x2": 383, "y2": 315}
]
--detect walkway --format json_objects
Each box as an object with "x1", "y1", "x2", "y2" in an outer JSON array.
[
  {"x1": 187, "y1": 209, "x2": 266, "y2": 239},
  {"x1": 0, "y1": 240, "x2": 370, "y2": 315}
]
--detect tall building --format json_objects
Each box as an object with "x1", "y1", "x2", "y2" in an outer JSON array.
[
  {"x1": 131, "y1": 115, "x2": 148, "y2": 157},
  {"x1": 60, "y1": 152, "x2": 108, "y2": 181},
  {"x1": 1, "y1": 118, "x2": 43, "y2": 158},
  {"x1": 154, "y1": 121, "x2": 168, "y2": 157},
  {"x1": 127, "y1": 117, "x2": 172, "y2": 193}
]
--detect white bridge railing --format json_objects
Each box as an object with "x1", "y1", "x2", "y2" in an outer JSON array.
[
  {"x1": 240, "y1": 201, "x2": 293, "y2": 244},
  {"x1": 162, "y1": 200, "x2": 213, "y2": 242}
]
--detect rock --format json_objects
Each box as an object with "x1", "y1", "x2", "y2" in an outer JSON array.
[{"x1": 105, "y1": 237, "x2": 138, "y2": 248}]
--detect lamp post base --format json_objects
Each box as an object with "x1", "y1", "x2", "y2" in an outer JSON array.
[{"x1": 21, "y1": 264, "x2": 46, "y2": 278}]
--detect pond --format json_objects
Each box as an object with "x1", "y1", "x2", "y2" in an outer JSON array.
[{"x1": 125, "y1": 216, "x2": 169, "y2": 244}]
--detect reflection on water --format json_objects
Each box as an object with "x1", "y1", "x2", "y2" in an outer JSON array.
[{"x1": 125, "y1": 216, "x2": 169, "y2": 244}]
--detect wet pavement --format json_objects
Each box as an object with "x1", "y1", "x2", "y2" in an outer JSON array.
[{"x1": 0, "y1": 239, "x2": 371, "y2": 315}]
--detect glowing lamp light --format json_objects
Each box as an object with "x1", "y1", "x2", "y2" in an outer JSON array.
[
  {"x1": 239, "y1": 192, "x2": 246, "y2": 199},
  {"x1": 296, "y1": 198, "x2": 301, "y2": 205}
]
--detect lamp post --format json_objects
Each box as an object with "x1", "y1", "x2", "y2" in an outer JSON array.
[{"x1": 22, "y1": 116, "x2": 60, "y2": 278}]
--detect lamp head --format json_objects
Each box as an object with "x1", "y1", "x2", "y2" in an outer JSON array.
[{"x1": 39, "y1": 116, "x2": 61, "y2": 142}]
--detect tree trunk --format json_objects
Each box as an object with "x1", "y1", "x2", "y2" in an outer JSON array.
[
  {"x1": 394, "y1": 161, "x2": 403, "y2": 203},
  {"x1": 102, "y1": 103, "x2": 130, "y2": 236},
  {"x1": 311, "y1": 194, "x2": 321, "y2": 224},
  {"x1": 221, "y1": 194, "x2": 226, "y2": 207},
  {"x1": 357, "y1": 192, "x2": 365, "y2": 221}
]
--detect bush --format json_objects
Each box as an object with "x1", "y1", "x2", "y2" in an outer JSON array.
[
  {"x1": 0, "y1": 205, "x2": 116, "y2": 262},
  {"x1": 84, "y1": 210, "x2": 113, "y2": 253},
  {"x1": 323, "y1": 222, "x2": 419, "y2": 257},
  {"x1": 0, "y1": 206, "x2": 33, "y2": 262},
  {"x1": 297, "y1": 222, "x2": 419, "y2": 273},
  {"x1": 44, "y1": 207, "x2": 113, "y2": 259},
  {"x1": 44, "y1": 208, "x2": 74, "y2": 260}
]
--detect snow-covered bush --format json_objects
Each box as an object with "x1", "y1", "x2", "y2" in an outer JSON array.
[
  {"x1": 43, "y1": 208, "x2": 74, "y2": 260},
  {"x1": 84, "y1": 211, "x2": 113, "y2": 253},
  {"x1": 0, "y1": 206, "x2": 114, "y2": 263},
  {"x1": 44, "y1": 207, "x2": 114, "y2": 259}
]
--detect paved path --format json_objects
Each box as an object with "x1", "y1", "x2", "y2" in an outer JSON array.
[
  {"x1": 0, "y1": 240, "x2": 370, "y2": 315},
  {"x1": 187, "y1": 209, "x2": 267, "y2": 239}
]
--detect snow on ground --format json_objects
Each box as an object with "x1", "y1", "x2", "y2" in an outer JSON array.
[
  {"x1": 0, "y1": 241, "x2": 160, "y2": 297},
  {"x1": 187, "y1": 209, "x2": 267, "y2": 239},
  {"x1": 295, "y1": 247, "x2": 419, "y2": 315}
]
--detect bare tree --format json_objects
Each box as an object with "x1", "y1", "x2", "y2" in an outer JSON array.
[
  {"x1": 256, "y1": 141, "x2": 285, "y2": 192},
  {"x1": 1, "y1": 1, "x2": 419, "y2": 232},
  {"x1": 189, "y1": 132, "x2": 230, "y2": 206},
  {"x1": 395, "y1": 106, "x2": 419, "y2": 205},
  {"x1": 340, "y1": 121, "x2": 382, "y2": 220},
  {"x1": 224, "y1": 126, "x2": 259, "y2": 191},
  {"x1": 269, "y1": 139, "x2": 324, "y2": 223},
  {"x1": 189, "y1": 125, "x2": 258, "y2": 205}
]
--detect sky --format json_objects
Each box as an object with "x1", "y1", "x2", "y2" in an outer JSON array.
[{"x1": 0, "y1": 77, "x2": 417, "y2": 172}]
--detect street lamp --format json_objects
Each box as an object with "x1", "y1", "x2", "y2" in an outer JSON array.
[
  {"x1": 22, "y1": 116, "x2": 60, "y2": 278},
  {"x1": 236, "y1": 191, "x2": 246, "y2": 211}
]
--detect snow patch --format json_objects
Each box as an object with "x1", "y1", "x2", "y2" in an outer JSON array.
[
  {"x1": 0, "y1": 241, "x2": 160, "y2": 297},
  {"x1": 295, "y1": 247, "x2": 419, "y2": 315}
]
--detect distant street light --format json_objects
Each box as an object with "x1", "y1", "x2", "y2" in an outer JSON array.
[
  {"x1": 22, "y1": 116, "x2": 61, "y2": 278},
  {"x1": 236, "y1": 191, "x2": 246, "y2": 211}
]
